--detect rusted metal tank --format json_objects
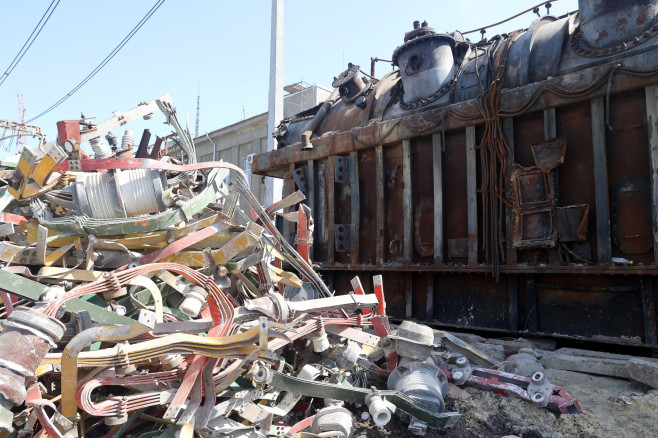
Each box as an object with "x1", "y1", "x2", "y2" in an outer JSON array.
[{"x1": 254, "y1": 0, "x2": 658, "y2": 349}]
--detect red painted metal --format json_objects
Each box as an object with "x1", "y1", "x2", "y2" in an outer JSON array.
[
  {"x1": 461, "y1": 367, "x2": 582, "y2": 415},
  {"x1": 56, "y1": 120, "x2": 80, "y2": 145}
]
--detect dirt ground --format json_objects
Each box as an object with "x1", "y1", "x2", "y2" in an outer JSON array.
[{"x1": 353, "y1": 368, "x2": 658, "y2": 438}]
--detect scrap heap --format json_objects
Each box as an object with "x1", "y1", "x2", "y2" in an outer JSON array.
[{"x1": 0, "y1": 96, "x2": 579, "y2": 438}]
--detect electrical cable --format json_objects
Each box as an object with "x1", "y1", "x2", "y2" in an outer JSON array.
[
  {"x1": 28, "y1": 0, "x2": 165, "y2": 122},
  {"x1": 0, "y1": 0, "x2": 60, "y2": 88},
  {"x1": 462, "y1": 1, "x2": 558, "y2": 35}
]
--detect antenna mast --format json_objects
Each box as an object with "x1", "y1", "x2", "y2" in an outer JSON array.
[{"x1": 16, "y1": 93, "x2": 26, "y2": 152}]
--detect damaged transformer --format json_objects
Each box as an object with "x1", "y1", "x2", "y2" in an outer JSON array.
[{"x1": 254, "y1": 0, "x2": 658, "y2": 349}]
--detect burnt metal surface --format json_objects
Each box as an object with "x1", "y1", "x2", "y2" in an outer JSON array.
[{"x1": 255, "y1": 0, "x2": 658, "y2": 348}]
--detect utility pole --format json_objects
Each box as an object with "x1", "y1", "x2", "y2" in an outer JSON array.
[{"x1": 265, "y1": 0, "x2": 284, "y2": 205}]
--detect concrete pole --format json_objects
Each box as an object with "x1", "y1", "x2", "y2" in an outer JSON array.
[{"x1": 265, "y1": 0, "x2": 284, "y2": 205}]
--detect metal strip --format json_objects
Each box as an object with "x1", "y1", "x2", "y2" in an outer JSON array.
[
  {"x1": 307, "y1": 159, "x2": 315, "y2": 261},
  {"x1": 503, "y1": 118, "x2": 517, "y2": 266},
  {"x1": 466, "y1": 126, "x2": 478, "y2": 265},
  {"x1": 543, "y1": 108, "x2": 557, "y2": 140},
  {"x1": 327, "y1": 155, "x2": 335, "y2": 264},
  {"x1": 526, "y1": 276, "x2": 538, "y2": 333},
  {"x1": 645, "y1": 85, "x2": 658, "y2": 263},
  {"x1": 350, "y1": 151, "x2": 359, "y2": 265},
  {"x1": 375, "y1": 145, "x2": 385, "y2": 264},
  {"x1": 591, "y1": 97, "x2": 612, "y2": 264},
  {"x1": 269, "y1": 370, "x2": 461, "y2": 429},
  {"x1": 405, "y1": 274, "x2": 413, "y2": 319},
  {"x1": 281, "y1": 164, "x2": 295, "y2": 244},
  {"x1": 426, "y1": 277, "x2": 434, "y2": 323},
  {"x1": 508, "y1": 276, "x2": 518, "y2": 331},
  {"x1": 544, "y1": 108, "x2": 559, "y2": 199},
  {"x1": 432, "y1": 134, "x2": 443, "y2": 264},
  {"x1": 402, "y1": 139, "x2": 412, "y2": 262},
  {"x1": 0, "y1": 269, "x2": 134, "y2": 325},
  {"x1": 641, "y1": 277, "x2": 658, "y2": 345}
]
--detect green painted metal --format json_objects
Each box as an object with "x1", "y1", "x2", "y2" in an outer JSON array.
[
  {"x1": 0, "y1": 268, "x2": 135, "y2": 325},
  {"x1": 0, "y1": 187, "x2": 19, "y2": 213},
  {"x1": 36, "y1": 168, "x2": 228, "y2": 236},
  {"x1": 270, "y1": 371, "x2": 461, "y2": 429}
]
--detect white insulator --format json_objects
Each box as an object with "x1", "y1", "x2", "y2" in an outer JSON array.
[
  {"x1": 115, "y1": 169, "x2": 159, "y2": 217},
  {"x1": 310, "y1": 328, "x2": 329, "y2": 353},
  {"x1": 179, "y1": 286, "x2": 208, "y2": 318},
  {"x1": 89, "y1": 136, "x2": 111, "y2": 158},
  {"x1": 85, "y1": 172, "x2": 117, "y2": 219},
  {"x1": 72, "y1": 169, "x2": 166, "y2": 219},
  {"x1": 121, "y1": 130, "x2": 134, "y2": 148},
  {"x1": 366, "y1": 395, "x2": 391, "y2": 427}
]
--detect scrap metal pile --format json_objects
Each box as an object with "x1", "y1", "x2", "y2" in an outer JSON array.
[{"x1": 0, "y1": 96, "x2": 580, "y2": 438}]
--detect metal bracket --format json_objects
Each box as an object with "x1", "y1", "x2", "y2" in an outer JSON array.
[
  {"x1": 334, "y1": 156, "x2": 355, "y2": 184},
  {"x1": 292, "y1": 166, "x2": 309, "y2": 198},
  {"x1": 334, "y1": 224, "x2": 356, "y2": 252}
]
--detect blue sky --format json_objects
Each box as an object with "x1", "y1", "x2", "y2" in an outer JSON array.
[{"x1": 0, "y1": 0, "x2": 579, "y2": 159}]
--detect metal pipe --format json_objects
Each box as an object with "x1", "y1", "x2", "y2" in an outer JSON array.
[
  {"x1": 301, "y1": 87, "x2": 340, "y2": 150},
  {"x1": 204, "y1": 131, "x2": 217, "y2": 162}
]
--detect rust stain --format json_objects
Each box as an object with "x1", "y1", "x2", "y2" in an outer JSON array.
[
  {"x1": 637, "y1": 8, "x2": 648, "y2": 26},
  {"x1": 595, "y1": 29, "x2": 609, "y2": 44}
]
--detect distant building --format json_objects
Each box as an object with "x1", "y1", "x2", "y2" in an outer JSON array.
[{"x1": 193, "y1": 82, "x2": 331, "y2": 205}]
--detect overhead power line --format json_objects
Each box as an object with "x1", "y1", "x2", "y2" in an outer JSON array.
[
  {"x1": 28, "y1": 0, "x2": 166, "y2": 123},
  {"x1": 0, "y1": 0, "x2": 61, "y2": 88}
]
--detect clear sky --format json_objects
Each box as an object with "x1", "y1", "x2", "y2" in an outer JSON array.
[{"x1": 0, "y1": 0, "x2": 579, "y2": 160}]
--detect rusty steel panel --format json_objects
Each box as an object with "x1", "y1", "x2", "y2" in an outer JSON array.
[
  {"x1": 433, "y1": 274, "x2": 511, "y2": 330},
  {"x1": 357, "y1": 149, "x2": 377, "y2": 265},
  {"x1": 442, "y1": 131, "x2": 468, "y2": 264},
  {"x1": 383, "y1": 144, "x2": 405, "y2": 263},
  {"x1": 411, "y1": 136, "x2": 434, "y2": 262},
  {"x1": 533, "y1": 274, "x2": 647, "y2": 341},
  {"x1": 556, "y1": 102, "x2": 598, "y2": 259},
  {"x1": 607, "y1": 89, "x2": 653, "y2": 261}
]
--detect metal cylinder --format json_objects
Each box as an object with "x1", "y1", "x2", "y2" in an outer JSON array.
[
  {"x1": 387, "y1": 360, "x2": 448, "y2": 420},
  {"x1": 0, "y1": 308, "x2": 64, "y2": 433},
  {"x1": 578, "y1": 0, "x2": 658, "y2": 49},
  {"x1": 72, "y1": 169, "x2": 167, "y2": 219},
  {"x1": 311, "y1": 406, "x2": 355, "y2": 438},
  {"x1": 392, "y1": 23, "x2": 458, "y2": 107}
]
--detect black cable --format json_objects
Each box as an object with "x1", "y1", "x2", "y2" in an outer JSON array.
[
  {"x1": 28, "y1": 0, "x2": 165, "y2": 123},
  {"x1": 0, "y1": 0, "x2": 60, "y2": 88}
]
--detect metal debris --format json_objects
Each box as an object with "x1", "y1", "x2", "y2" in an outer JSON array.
[{"x1": 0, "y1": 95, "x2": 583, "y2": 438}]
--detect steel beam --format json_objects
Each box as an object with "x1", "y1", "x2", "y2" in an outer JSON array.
[
  {"x1": 466, "y1": 126, "x2": 478, "y2": 265},
  {"x1": 591, "y1": 97, "x2": 612, "y2": 264}
]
